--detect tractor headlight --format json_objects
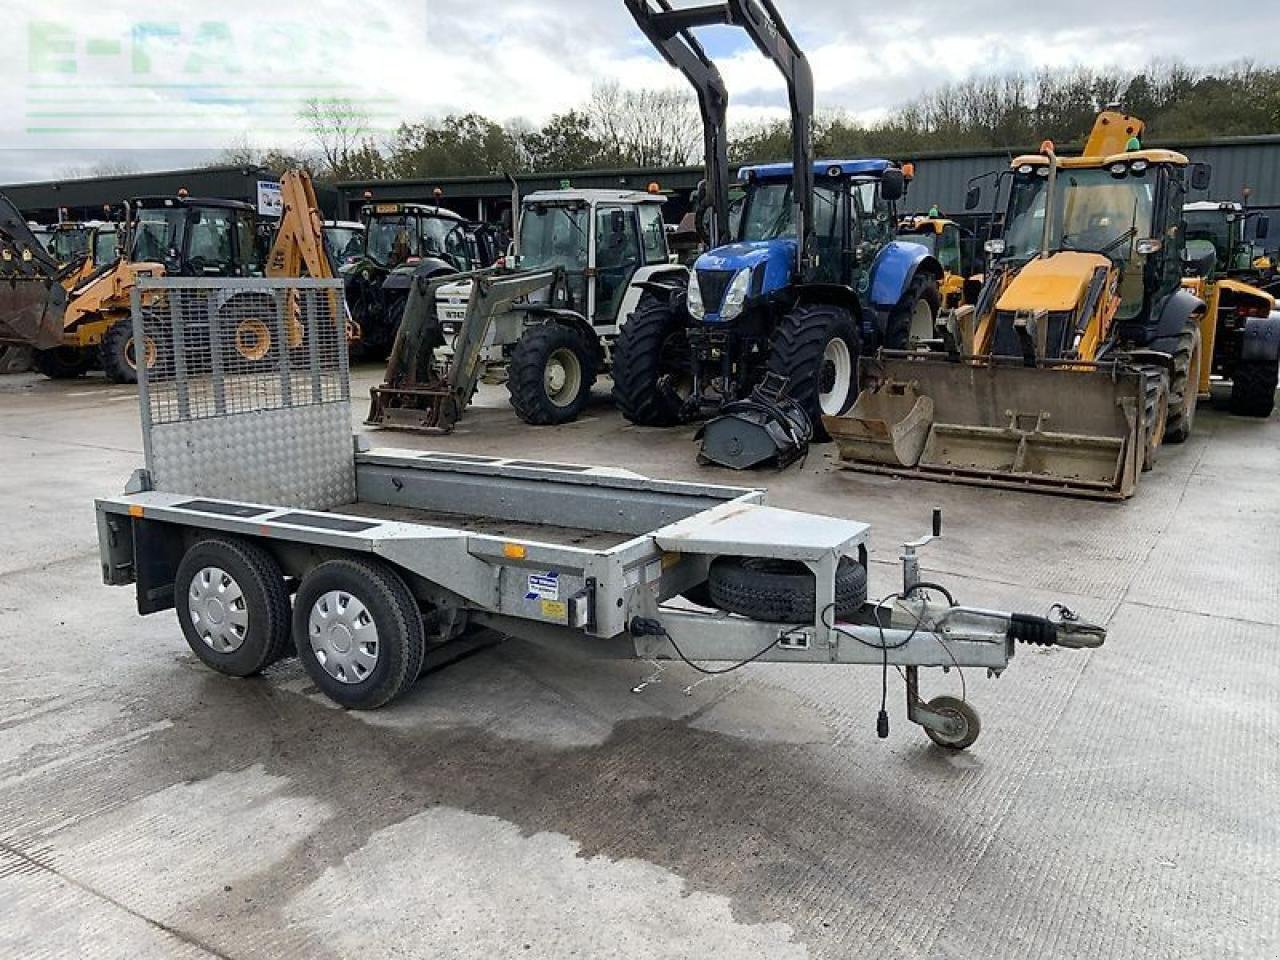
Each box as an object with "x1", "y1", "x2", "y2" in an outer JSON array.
[
  {"x1": 686, "y1": 275, "x2": 705, "y2": 319},
  {"x1": 719, "y1": 267, "x2": 753, "y2": 321},
  {"x1": 984, "y1": 238, "x2": 1006, "y2": 256}
]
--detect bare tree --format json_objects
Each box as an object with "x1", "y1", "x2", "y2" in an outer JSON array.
[
  {"x1": 300, "y1": 98, "x2": 387, "y2": 181},
  {"x1": 585, "y1": 81, "x2": 700, "y2": 167}
]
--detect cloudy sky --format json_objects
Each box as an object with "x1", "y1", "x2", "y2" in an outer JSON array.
[{"x1": 1, "y1": 0, "x2": 1274, "y2": 183}]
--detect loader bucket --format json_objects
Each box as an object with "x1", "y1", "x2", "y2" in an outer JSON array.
[
  {"x1": 829, "y1": 356, "x2": 1148, "y2": 500},
  {"x1": 0, "y1": 278, "x2": 68, "y2": 350},
  {"x1": 823, "y1": 381, "x2": 933, "y2": 468}
]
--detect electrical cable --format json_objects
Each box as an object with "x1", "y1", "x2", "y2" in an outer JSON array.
[
  {"x1": 821, "y1": 581, "x2": 961, "y2": 737},
  {"x1": 635, "y1": 617, "x2": 807, "y2": 677}
]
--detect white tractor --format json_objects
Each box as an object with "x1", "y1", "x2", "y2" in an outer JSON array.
[{"x1": 433, "y1": 188, "x2": 687, "y2": 424}]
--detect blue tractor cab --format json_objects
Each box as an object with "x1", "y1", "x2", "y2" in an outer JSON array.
[{"x1": 615, "y1": 1, "x2": 942, "y2": 436}]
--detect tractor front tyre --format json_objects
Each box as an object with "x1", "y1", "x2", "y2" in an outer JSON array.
[
  {"x1": 885, "y1": 275, "x2": 942, "y2": 349},
  {"x1": 100, "y1": 316, "x2": 170, "y2": 385},
  {"x1": 766, "y1": 303, "x2": 860, "y2": 441},
  {"x1": 1164, "y1": 316, "x2": 1203, "y2": 444},
  {"x1": 611, "y1": 292, "x2": 692, "y2": 427},
  {"x1": 507, "y1": 323, "x2": 598, "y2": 425},
  {"x1": 1229, "y1": 360, "x2": 1278, "y2": 418},
  {"x1": 32, "y1": 346, "x2": 93, "y2": 380}
]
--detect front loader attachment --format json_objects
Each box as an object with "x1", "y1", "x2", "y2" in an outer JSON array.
[
  {"x1": 825, "y1": 355, "x2": 1149, "y2": 499},
  {"x1": 366, "y1": 267, "x2": 559, "y2": 434},
  {"x1": 0, "y1": 193, "x2": 69, "y2": 349}
]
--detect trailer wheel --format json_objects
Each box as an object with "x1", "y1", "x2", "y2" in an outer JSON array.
[
  {"x1": 175, "y1": 538, "x2": 291, "y2": 677},
  {"x1": 886, "y1": 275, "x2": 942, "y2": 349},
  {"x1": 611, "y1": 291, "x2": 693, "y2": 426},
  {"x1": 1228, "y1": 361, "x2": 1277, "y2": 418},
  {"x1": 507, "y1": 323, "x2": 598, "y2": 425},
  {"x1": 922, "y1": 695, "x2": 980, "y2": 751},
  {"x1": 1163, "y1": 316, "x2": 1203, "y2": 443},
  {"x1": 31, "y1": 346, "x2": 93, "y2": 379},
  {"x1": 292, "y1": 557, "x2": 425, "y2": 710},
  {"x1": 707, "y1": 555, "x2": 866, "y2": 623},
  {"x1": 767, "y1": 303, "x2": 860, "y2": 440}
]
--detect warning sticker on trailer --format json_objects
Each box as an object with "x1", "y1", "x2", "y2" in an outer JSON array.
[{"x1": 525, "y1": 572, "x2": 560, "y2": 602}]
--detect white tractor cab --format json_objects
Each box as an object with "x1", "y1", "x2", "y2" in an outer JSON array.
[{"x1": 433, "y1": 187, "x2": 686, "y2": 424}]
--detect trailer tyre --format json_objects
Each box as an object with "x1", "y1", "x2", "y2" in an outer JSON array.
[
  {"x1": 611, "y1": 291, "x2": 693, "y2": 426},
  {"x1": 923, "y1": 695, "x2": 981, "y2": 751},
  {"x1": 292, "y1": 557, "x2": 425, "y2": 710},
  {"x1": 32, "y1": 346, "x2": 93, "y2": 379},
  {"x1": 1228, "y1": 361, "x2": 1277, "y2": 418},
  {"x1": 175, "y1": 538, "x2": 292, "y2": 678},
  {"x1": 507, "y1": 322, "x2": 598, "y2": 425},
  {"x1": 707, "y1": 555, "x2": 866, "y2": 623},
  {"x1": 1163, "y1": 316, "x2": 1203, "y2": 443},
  {"x1": 767, "y1": 303, "x2": 860, "y2": 441}
]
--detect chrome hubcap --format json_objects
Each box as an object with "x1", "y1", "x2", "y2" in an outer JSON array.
[
  {"x1": 188, "y1": 566, "x2": 248, "y2": 653},
  {"x1": 308, "y1": 590, "x2": 379, "y2": 684}
]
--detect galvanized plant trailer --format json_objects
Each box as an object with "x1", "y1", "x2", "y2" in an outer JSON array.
[{"x1": 96, "y1": 278, "x2": 1106, "y2": 750}]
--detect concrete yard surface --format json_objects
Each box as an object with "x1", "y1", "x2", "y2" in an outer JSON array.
[{"x1": 0, "y1": 367, "x2": 1277, "y2": 959}]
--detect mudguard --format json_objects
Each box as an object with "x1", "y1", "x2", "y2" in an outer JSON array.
[
  {"x1": 1146, "y1": 288, "x2": 1205, "y2": 354},
  {"x1": 868, "y1": 241, "x2": 940, "y2": 310},
  {"x1": 383, "y1": 257, "x2": 457, "y2": 292},
  {"x1": 1242, "y1": 313, "x2": 1280, "y2": 364}
]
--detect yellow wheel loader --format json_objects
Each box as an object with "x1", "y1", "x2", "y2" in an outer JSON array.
[{"x1": 827, "y1": 112, "x2": 1212, "y2": 499}]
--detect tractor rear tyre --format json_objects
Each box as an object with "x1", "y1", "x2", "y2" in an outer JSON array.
[
  {"x1": 885, "y1": 275, "x2": 942, "y2": 349},
  {"x1": 1139, "y1": 367, "x2": 1169, "y2": 472},
  {"x1": 1228, "y1": 361, "x2": 1278, "y2": 418},
  {"x1": 766, "y1": 303, "x2": 860, "y2": 441},
  {"x1": 1163, "y1": 316, "x2": 1203, "y2": 444},
  {"x1": 100, "y1": 316, "x2": 171, "y2": 385},
  {"x1": 611, "y1": 291, "x2": 692, "y2": 427},
  {"x1": 32, "y1": 346, "x2": 93, "y2": 379},
  {"x1": 507, "y1": 322, "x2": 598, "y2": 425},
  {"x1": 707, "y1": 555, "x2": 867, "y2": 624}
]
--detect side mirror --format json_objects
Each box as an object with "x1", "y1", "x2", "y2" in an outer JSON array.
[
  {"x1": 1256, "y1": 215, "x2": 1270, "y2": 241},
  {"x1": 610, "y1": 209, "x2": 626, "y2": 234},
  {"x1": 880, "y1": 168, "x2": 906, "y2": 202},
  {"x1": 964, "y1": 185, "x2": 981, "y2": 211},
  {"x1": 1190, "y1": 163, "x2": 1212, "y2": 192}
]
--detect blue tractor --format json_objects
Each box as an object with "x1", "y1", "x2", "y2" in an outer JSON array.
[{"x1": 614, "y1": 0, "x2": 942, "y2": 437}]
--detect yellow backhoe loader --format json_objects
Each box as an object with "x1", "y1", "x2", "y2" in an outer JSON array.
[
  {"x1": 827, "y1": 112, "x2": 1212, "y2": 499},
  {"x1": 4, "y1": 170, "x2": 336, "y2": 383}
]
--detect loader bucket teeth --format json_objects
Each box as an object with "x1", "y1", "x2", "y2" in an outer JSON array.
[{"x1": 828, "y1": 356, "x2": 1148, "y2": 500}]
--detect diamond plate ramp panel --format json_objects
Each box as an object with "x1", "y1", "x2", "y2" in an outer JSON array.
[{"x1": 149, "y1": 402, "x2": 354, "y2": 509}]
